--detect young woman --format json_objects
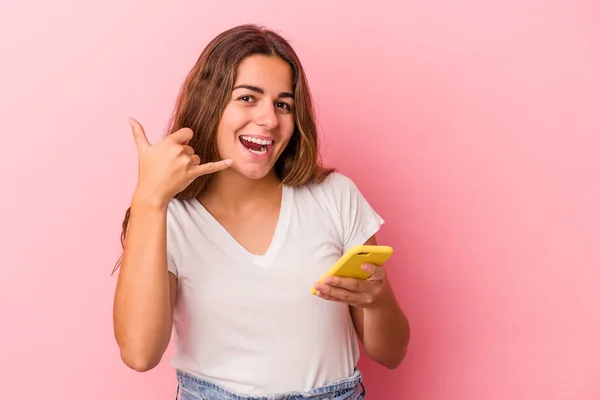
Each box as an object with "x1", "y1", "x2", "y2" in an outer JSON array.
[{"x1": 113, "y1": 24, "x2": 410, "y2": 400}]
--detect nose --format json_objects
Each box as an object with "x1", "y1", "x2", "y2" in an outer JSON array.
[{"x1": 254, "y1": 102, "x2": 279, "y2": 130}]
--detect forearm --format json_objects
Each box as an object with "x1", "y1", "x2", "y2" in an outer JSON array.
[
  {"x1": 113, "y1": 195, "x2": 173, "y2": 370},
  {"x1": 360, "y1": 284, "x2": 410, "y2": 369}
]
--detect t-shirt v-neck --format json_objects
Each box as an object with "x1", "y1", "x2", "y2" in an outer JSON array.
[{"x1": 189, "y1": 185, "x2": 291, "y2": 268}]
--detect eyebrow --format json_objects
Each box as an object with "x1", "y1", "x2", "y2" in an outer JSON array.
[{"x1": 232, "y1": 84, "x2": 294, "y2": 99}]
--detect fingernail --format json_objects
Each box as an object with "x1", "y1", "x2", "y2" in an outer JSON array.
[{"x1": 324, "y1": 277, "x2": 333, "y2": 284}]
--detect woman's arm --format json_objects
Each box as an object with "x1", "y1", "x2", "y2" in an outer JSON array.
[
  {"x1": 113, "y1": 118, "x2": 231, "y2": 372},
  {"x1": 313, "y1": 234, "x2": 410, "y2": 369},
  {"x1": 113, "y1": 196, "x2": 177, "y2": 372}
]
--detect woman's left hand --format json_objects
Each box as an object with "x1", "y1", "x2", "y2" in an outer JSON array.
[{"x1": 313, "y1": 263, "x2": 391, "y2": 309}]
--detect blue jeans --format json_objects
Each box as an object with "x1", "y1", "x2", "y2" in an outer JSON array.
[{"x1": 175, "y1": 369, "x2": 367, "y2": 400}]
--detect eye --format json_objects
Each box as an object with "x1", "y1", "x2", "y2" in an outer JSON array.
[
  {"x1": 276, "y1": 102, "x2": 292, "y2": 111},
  {"x1": 237, "y1": 95, "x2": 255, "y2": 103}
]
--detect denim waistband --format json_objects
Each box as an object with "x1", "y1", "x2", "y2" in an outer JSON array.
[{"x1": 175, "y1": 369, "x2": 366, "y2": 400}]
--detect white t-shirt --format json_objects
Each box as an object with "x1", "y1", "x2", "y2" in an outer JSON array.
[{"x1": 165, "y1": 172, "x2": 384, "y2": 395}]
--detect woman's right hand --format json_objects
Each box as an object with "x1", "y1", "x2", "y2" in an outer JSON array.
[{"x1": 128, "y1": 117, "x2": 231, "y2": 207}]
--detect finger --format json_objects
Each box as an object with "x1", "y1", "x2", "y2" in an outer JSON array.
[
  {"x1": 182, "y1": 145, "x2": 195, "y2": 155},
  {"x1": 128, "y1": 117, "x2": 151, "y2": 151},
  {"x1": 324, "y1": 276, "x2": 365, "y2": 292},
  {"x1": 188, "y1": 154, "x2": 201, "y2": 165},
  {"x1": 190, "y1": 159, "x2": 232, "y2": 176},
  {"x1": 314, "y1": 283, "x2": 362, "y2": 304},
  {"x1": 315, "y1": 291, "x2": 341, "y2": 302},
  {"x1": 169, "y1": 127, "x2": 194, "y2": 145},
  {"x1": 362, "y1": 263, "x2": 386, "y2": 280}
]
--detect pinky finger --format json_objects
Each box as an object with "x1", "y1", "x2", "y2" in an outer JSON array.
[{"x1": 191, "y1": 159, "x2": 232, "y2": 176}]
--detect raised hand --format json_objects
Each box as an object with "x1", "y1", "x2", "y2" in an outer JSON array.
[{"x1": 129, "y1": 117, "x2": 231, "y2": 207}]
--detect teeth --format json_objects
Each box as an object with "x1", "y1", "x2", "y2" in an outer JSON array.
[
  {"x1": 241, "y1": 136, "x2": 274, "y2": 146},
  {"x1": 248, "y1": 148, "x2": 267, "y2": 155}
]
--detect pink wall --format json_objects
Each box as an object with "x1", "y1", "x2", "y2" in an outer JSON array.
[{"x1": 1, "y1": 1, "x2": 598, "y2": 399}]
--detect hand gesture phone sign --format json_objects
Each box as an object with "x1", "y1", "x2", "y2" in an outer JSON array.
[{"x1": 128, "y1": 117, "x2": 232, "y2": 206}]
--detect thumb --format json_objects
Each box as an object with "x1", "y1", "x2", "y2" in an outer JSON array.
[{"x1": 128, "y1": 117, "x2": 151, "y2": 151}]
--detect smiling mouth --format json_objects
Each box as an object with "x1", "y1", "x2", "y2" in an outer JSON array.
[{"x1": 239, "y1": 135, "x2": 274, "y2": 156}]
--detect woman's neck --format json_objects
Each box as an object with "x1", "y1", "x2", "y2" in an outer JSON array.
[{"x1": 199, "y1": 168, "x2": 282, "y2": 212}]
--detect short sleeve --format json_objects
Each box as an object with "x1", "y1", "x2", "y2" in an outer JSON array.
[
  {"x1": 167, "y1": 250, "x2": 177, "y2": 277},
  {"x1": 122, "y1": 202, "x2": 179, "y2": 277},
  {"x1": 166, "y1": 202, "x2": 179, "y2": 277},
  {"x1": 325, "y1": 173, "x2": 385, "y2": 253}
]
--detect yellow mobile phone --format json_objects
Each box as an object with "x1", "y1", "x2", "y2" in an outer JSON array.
[{"x1": 311, "y1": 245, "x2": 394, "y2": 295}]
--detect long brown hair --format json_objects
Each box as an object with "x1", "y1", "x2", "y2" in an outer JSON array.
[{"x1": 113, "y1": 24, "x2": 333, "y2": 272}]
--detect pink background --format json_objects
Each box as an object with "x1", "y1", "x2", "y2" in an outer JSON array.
[{"x1": 1, "y1": 1, "x2": 598, "y2": 399}]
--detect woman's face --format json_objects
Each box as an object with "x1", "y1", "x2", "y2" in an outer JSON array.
[{"x1": 216, "y1": 54, "x2": 295, "y2": 180}]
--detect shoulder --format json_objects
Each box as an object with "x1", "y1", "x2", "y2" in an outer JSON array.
[
  {"x1": 322, "y1": 171, "x2": 357, "y2": 187},
  {"x1": 308, "y1": 172, "x2": 384, "y2": 250},
  {"x1": 167, "y1": 197, "x2": 198, "y2": 215},
  {"x1": 310, "y1": 171, "x2": 364, "y2": 204},
  {"x1": 165, "y1": 198, "x2": 197, "y2": 233},
  {"x1": 287, "y1": 171, "x2": 358, "y2": 216},
  {"x1": 292, "y1": 171, "x2": 357, "y2": 202},
  {"x1": 164, "y1": 198, "x2": 199, "y2": 272},
  {"x1": 308, "y1": 171, "x2": 360, "y2": 195},
  {"x1": 294, "y1": 171, "x2": 369, "y2": 217},
  {"x1": 166, "y1": 198, "x2": 186, "y2": 222}
]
